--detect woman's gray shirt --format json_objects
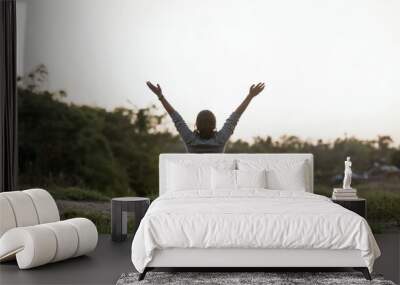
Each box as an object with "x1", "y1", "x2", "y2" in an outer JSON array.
[{"x1": 169, "y1": 111, "x2": 242, "y2": 153}]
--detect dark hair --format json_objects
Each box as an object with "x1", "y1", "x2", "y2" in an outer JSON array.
[{"x1": 195, "y1": 110, "x2": 216, "y2": 139}]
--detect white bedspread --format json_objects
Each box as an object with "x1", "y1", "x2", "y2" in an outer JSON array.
[{"x1": 131, "y1": 190, "x2": 380, "y2": 273}]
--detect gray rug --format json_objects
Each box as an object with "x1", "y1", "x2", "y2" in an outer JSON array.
[{"x1": 116, "y1": 272, "x2": 396, "y2": 285}]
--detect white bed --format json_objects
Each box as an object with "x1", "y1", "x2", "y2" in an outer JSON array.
[{"x1": 131, "y1": 154, "x2": 380, "y2": 280}]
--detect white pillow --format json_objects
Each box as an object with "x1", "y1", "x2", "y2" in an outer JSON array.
[
  {"x1": 236, "y1": 169, "x2": 267, "y2": 189},
  {"x1": 211, "y1": 169, "x2": 268, "y2": 190},
  {"x1": 167, "y1": 162, "x2": 211, "y2": 191},
  {"x1": 237, "y1": 159, "x2": 307, "y2": 191},
  {"x1": 211, "y1": 168, "x2": 236, "y2": 190},
  {"x1": 166, "y1": 159, "x2": 236, "y2": 192},
  {"x1": 265, "y1": 166, "x2": 306, "y2": 191}
]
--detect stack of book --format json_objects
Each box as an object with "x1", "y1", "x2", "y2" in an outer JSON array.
[{"x1": 332, "y1": 188, "x2": 358, "y2": 200}]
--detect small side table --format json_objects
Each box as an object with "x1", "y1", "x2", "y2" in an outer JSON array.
[
  {"x1": 332, "y1": 198, "x2": 366, "y2": 218},
  {"x1": 111, "y1": 197, "x2": 150, "y2": 242}
]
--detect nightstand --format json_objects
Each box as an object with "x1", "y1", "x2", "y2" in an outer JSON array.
[
  {"x1": 332, "y1": 198, "x2": 366, "y2": 218},
  {"x1": 111, "y1": 197, "x2": 150, "y2": 242}
]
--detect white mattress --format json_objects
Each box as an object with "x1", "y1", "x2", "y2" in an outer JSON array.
[{"x1": 131, "y1": 190, "x2": 380, "y2": 273}]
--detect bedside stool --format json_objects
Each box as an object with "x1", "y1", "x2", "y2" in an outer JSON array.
[
  {"x1": 332, "y1": 198, "x2": 366, "y2": 218},
  {"x1": 111, "y1": 197, "x2": 150, "y2": 242}
]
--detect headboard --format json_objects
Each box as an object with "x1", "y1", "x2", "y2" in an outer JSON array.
[{"x1": 159, "y1": 153, "x2": 314, "y2": 195}]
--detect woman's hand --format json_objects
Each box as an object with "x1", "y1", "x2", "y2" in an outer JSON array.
[
  {"x1": 147, "y1": 81, "x2": 175, "y2": 114},
  {"x1": 146, "y1": 81, "x2": 163, "y2": 98},
  {"x1": 234, "y1": 82, "x2": 266, "y2": 115},
  {"x1": 248, "y1": 82, "x2": 265, "y2": 98}
]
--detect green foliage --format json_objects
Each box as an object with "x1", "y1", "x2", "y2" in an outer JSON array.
[
  {"x1": 392, "y1": 150, "x2": 400, "y2": 168},
  {"x1": 359, "y1": 185, "x2": 400, "y2": 227},
  {"x1": 314, "y1": 184, "x2": 332, "y2": 197},
  {"x1": 49, "y1": 186, "x2": 110, "y2": 202}
]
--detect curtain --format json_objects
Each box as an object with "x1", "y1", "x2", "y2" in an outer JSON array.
[{"x1": 0, "y1": 0, "x2": 17, "y2": 192}]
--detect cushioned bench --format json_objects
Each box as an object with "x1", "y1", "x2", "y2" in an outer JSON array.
[{"x1": 0, "y1": 189, "x2": 98, "y2": 269}]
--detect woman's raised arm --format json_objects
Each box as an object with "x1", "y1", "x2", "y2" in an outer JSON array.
[
  {"x1": 146, "y1": 81, "x2": 175, "y2": 115},
  {"x1": 234, "y1": 82, "x2": 265, "y2": 115},
  {"x1": 216, "y1": 82, "x2": 266, "y2": 143},
  {"x1": 146, "y1": 81, "x2": 195, "y2": 143}
]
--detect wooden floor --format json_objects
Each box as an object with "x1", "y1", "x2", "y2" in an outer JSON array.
[{"x1": 0, "y1": 234, "x2": 399, "y2": 285}]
